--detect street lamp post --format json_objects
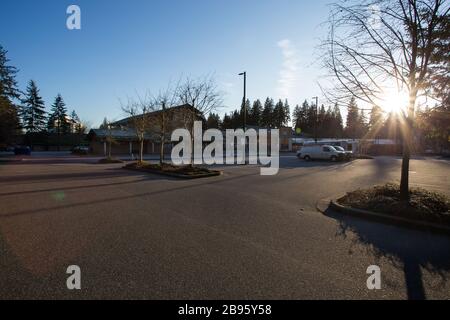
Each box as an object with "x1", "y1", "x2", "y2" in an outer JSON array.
[
  {"x1": 312, "y1": 96, "x2": 319, "y2": 143},
  {"x1": 239, "y1": 72, "x2": 247, "y2": 131}
]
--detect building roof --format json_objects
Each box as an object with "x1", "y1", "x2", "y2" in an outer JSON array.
[{"x1": 112, "y1": 103, "x2": 203, "y2": 127}]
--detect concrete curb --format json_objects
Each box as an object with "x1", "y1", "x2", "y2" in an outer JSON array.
[
  {"x1": 317, "y1": 197, "x2": 450, "y2": 236},
  {"x1": 123, "y1": 166, "x2": 223, "y2": 180}
]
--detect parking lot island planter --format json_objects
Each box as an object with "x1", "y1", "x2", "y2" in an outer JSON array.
[
  {"x1": 98, "y1": 157, "x2": 125, "y2": 164},
  {"x1": 323, "y1": 184, "x2": 450, "y2": 235},
  {"x1": 123, "y1": 162, "x2": 222, "y2": 179}
]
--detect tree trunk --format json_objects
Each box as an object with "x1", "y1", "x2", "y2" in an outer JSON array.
[
  {"x1": 57, "y1": 125, "x2": 61, "y2": 152},
  {"x1": 140, "y1": 139, "x2": 144, "y2": 163},
  {"x1": 400, "y1": 91, "x2": 417, "y2": 201},
  {"x1": 160, "y1": 135, "x2": 164, "y2": 166},
  {"x1": 160, "y1": 109, "x2": 165, "y2": 166},
  {"x1": 400, "y1": 138, "x2": 410, "y2": 201}
]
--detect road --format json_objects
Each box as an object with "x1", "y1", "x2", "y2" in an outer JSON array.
[{"x1": 0, "y1": 155, "x2": 449, "y2": 299}]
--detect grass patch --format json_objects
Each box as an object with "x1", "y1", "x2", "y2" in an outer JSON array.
[
  {"x1": 98, "y1": 157, "x2": 124, "y2": 164},
  {"x1": 337, "y1": 183, "x2": 450, "y2": 226},
  {"x1": 125, "y1": 162, "x2": 220, "y2": 178}
]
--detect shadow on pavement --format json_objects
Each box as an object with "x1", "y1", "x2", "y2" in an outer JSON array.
[
  {"x1": 0, "y1": 170, "x2": 259, "y2": 219},
  {"x1": 323, "y1": 207, "x2": 450, "y2": 300},
  {"x1": 0, "y1": 167, "x2": 143, "y2": 184}
]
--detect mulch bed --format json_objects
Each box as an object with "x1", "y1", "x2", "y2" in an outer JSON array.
[
  {"x1": 124, "y1": 162, "x2": 221, "y2": 179},
  {"x1": 98, "y1": 157, "x2": 124, "y2": 164},
  {"x1": 337, "y1": 183, "x2": 450, "y2": 226}
]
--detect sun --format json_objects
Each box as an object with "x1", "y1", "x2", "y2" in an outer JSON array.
[{"x1": 380, "y1": 89, "x2": 409, "y2": 115}]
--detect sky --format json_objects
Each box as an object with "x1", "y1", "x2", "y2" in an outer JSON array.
[{"x1": 0, "y1": 0, "x2": 332, "y2": 127}]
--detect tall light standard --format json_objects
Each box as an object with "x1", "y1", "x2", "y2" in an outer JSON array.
[
  {"x1": 239, "y1": 72, "x2": 247, "y2": 131},
  {"x1": 312, "y1": 96, "x2": 319, "y2": 143}
]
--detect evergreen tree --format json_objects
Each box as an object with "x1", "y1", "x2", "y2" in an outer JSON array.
[
  {"x1": 368, "y1": 105, "x2": 384, "y2": 138},
  {"x1": 230, "y1": 110, "x2": 241, "y2": 129},
  {"x1": 273, "y1": 99, "x2": 285, "y2": 128},
  {"x1": 249, "y1": 99, "x2": 263, "y2": 126},
  {"x1": 317, "y1": 104, "x2": 327, "y2": 136},
  {"x1": 222, "y1": 113, "x2": 232, "y2": 130},
  {"x1": 261, "y1": 97, "x2": 274, "y2": 128},
  {"x1": 71, "y1": 110, "x2": 84, "y2": 134},
  {"x1": 306, "y1": 101, "x2": 317, "y2": 136},
  {"x1": 48, "y1": 94, "x2": 69, "y2": 134},
  {"x1": 379, "y1": 112, "x2": 401, "y2": 141},
  {"x1": 321, "y1": 106, "x2": 334, "y2": 138},
  {"x1": 100, "y1": 117, "x2": 109, "y2": 129},
  {"x1": 272, "y1": 99, "x2": 291, "y2": 128},
  {"x1": 357, "y1": 109, "x2": 369, "y2": 138},
  {"x1": 0, "y1": 95, "x2": 20, "y2": 145},
  {"x1": 293, "y1": 105, "x2": 301, "y2": 129},
  {"x1": 293, "y1": 104, "x2": 304, "y2": 133},
  {"x1": 0, "y1": 45, "x2": 20, "y2": 101},
  {"x1": 0, "y1": 45, "x2": 20, "y2": 144},
  {"x1": 427, "y1": 13, "x2": 449, "y2": 108},
  {"x1": 71, "y1": 110, "x2": 80, "y2": 123},
  {"x1": 206, "y1": 113, "x2": 221, "y2": 129},
  {"x1": 240, "y1": 99, "x2": 251, "y2": 128},
  {"x1": 345, "y1": 97, "x2": 360, "y2": 138},
  {"x1": 295, "y1": 100, "x2": 310, "y2": 134},
  {"x1": 332, "y1": 103, "x2": 344, "y2": 138},
  {"x1": 22, "y1": 80, "x2": 47, "y2": 133},
  {"x1": 283, "y1": 99, "x2": 291, "y2": 127}
]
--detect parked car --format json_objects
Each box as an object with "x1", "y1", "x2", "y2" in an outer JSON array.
[
  {"x1": 297, "y1": 145, "x2": 345, "y2": 162},
  {"x1": 14, "y1": 146, "x2": 31, "y2": 155},
  {"x1": 333, "y1": 146, "x2": 353, "y2": 160},
  {"x1": 0, "y1": 145, "x2": 14, "y2": 152},
  {"x1": 72, "y1": 146, "x2": 89, "y2": 155}
]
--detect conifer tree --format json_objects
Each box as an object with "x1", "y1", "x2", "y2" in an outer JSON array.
[
  {"x1": 261, "y1": 98, "x2": 274, "y2": 128},
  {"x1": 0, "y1": 45, "x2": 21, "y2": 144},
  {"x1": 345, "y1": 97, "x2": 360, "y2": 138},
  {"x1": 48, "y1": 94, "x2": 69, "y2": 135},
  {"x1": 249, "y1": 99, "x2": 263, "y2": 126},
  {"x1": 22, "y1": 80, "x2": 47, "y2": 133}
]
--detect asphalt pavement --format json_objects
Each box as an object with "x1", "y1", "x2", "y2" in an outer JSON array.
[{"x1": 0, "y1": 155, "x2": 449, "y2": 299}]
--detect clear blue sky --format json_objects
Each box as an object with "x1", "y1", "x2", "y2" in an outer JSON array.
[{"x1": 0, "y1": 0, "x2": 331, "y2": 127}]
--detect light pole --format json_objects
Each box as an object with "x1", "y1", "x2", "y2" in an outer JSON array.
[
  {"x1": 312, "y1": 96, "x2": 319, "y2": 143},
  {"x1": 239, "y1": 72, "x2": 247, "y2": 131}
]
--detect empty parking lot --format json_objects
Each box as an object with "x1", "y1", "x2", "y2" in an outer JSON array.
[{"x1": 0, "y1": 155, "x2": 449, "y2": 299}]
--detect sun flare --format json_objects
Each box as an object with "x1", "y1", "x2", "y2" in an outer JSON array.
[{"x1": 380, "y1": 89, "x2": 409, "y2": 115}]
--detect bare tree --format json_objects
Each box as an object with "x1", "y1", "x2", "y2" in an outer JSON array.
[
  {"x1": 177, "y1": 75, "x2": 223, "y2": 165},
  {"x1": 121, "y1": 98, "x2": 152, "y2": 164},
  {"x1": 322, "y1": 0, "x2": 448, "y2": 200},
  {"x1": 99, "y1": 117, "x2": 117, "y2": 158},
  {"x1": 147, "y1": 83, "x2": 180, "y2": 165}
]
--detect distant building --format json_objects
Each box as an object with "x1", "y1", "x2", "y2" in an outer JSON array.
[{"x1": 88, "y1": 104, "x2": 202, "y2": 156}]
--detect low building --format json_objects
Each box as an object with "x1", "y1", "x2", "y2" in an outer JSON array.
[
  {"x1": 88, "y1": 104, "x2": 203, "y2": 156},
  {"x1": 279, "y1": 127, "x2": 294, "y2": 151}
]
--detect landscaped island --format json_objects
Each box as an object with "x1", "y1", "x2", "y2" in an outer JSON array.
[
  {"x1": 337, "y1": 184, "x2": 450, "y2": 227},
  {"x1": 124, "y1": 161, "x2": 222, "y2": 179},
  {"x1": 98, "y1": 157, "x2": 124, "y2": 164}
]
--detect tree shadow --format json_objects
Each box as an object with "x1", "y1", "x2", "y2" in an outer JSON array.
[
  {"x1": 323, "y1": 207, "x2": 450, "y2": 300},
  {"x1": 0, "y1": 170, "x2": 258, "y2": 219},
  {"x1": 279, "y1": 157, "x2": 360, "y2": 170}
]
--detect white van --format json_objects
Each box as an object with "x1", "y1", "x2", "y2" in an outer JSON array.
[{"x1": 297, "y1": 145, "x2": 345, "y2": 162}]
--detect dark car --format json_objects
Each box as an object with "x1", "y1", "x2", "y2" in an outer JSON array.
[
  {"x1": 14, "y1": 146, "x2": 31, "y2": 155},
  {"x1": 71, "y1": 146, "x2": 90, "y2": 155}
]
